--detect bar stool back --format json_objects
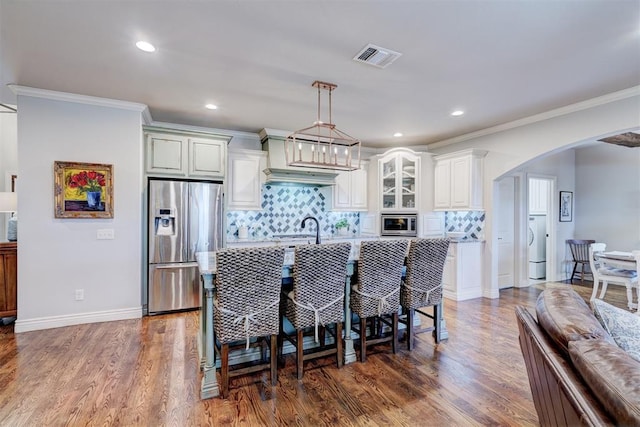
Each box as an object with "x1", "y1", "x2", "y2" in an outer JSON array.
[
  {"x1": 214, "y1": 246, "x2": 285, "y2": 398},
  {"x1": 281, "y1": 242, "x2": 351, "y2": 379},
  {"x1": 350, "y1": 239, "x2": 409, "y2": 362},
  {"x1": 400, "y1": 238, "x2": 450, "y2": 350}
]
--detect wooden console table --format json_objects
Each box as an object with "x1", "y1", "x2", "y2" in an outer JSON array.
[{"x1": 0, "y1": 241, "x2": 17, "y2": 318}]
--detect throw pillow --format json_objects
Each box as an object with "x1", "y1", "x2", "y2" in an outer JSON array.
[{"x1": 591, "y1": 298, "x2": 640, "y2": 363}]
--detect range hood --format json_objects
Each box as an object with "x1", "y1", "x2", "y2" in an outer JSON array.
[{"x1": 260, "y1": 128, "x2": 338, "y2": 186}]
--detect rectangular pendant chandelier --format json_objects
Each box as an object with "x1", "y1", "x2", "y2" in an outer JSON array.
[{"x1": 285, "y1": 81, "x2": 361, "y2": 171}]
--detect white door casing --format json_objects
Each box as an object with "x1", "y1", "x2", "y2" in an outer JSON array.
[{"x1": 497, "y1": 176, "x2": 515, "y2": 289}]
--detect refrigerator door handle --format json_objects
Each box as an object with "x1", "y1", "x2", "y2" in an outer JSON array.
[{"x1": 154, "y1": 262, "x2": 199, "y2": 269}]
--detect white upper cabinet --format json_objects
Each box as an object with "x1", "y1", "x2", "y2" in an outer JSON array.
[
  {"x1": 227, "y1": 149, "x2": 266, "y2": 211},
  {"x1": 434, "y1": 149, "x2": 487, "y2": 211},
  {"x1": 379, "y1": 149, "x2": 420, "y2": 211},
  {"x1": 528, "y1": 178, "x2": 549, "y2": 214},
  {"x1": 146, "y1": 132, "x2": 187, "y2": 176},
  {"x1": 333, "y1": 160, "x2": 368, "y2": 211},
  {"x1": 188, "y1": 137, "x2": 226, "y2": 178},
  {"x1": 145, "y1": 127, "x2": 229, "y2": 179},
  {"x1": 366, "y1": 148, "x2": 433, "y2": 215}
]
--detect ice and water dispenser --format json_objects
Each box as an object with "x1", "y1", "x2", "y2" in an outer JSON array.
[{"x1": 154, "y1": 208, "x2": 176, "y2": 236}]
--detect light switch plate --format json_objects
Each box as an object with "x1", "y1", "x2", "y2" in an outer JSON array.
[{"x1": 97, "y1": 229, "x2": 115, "y2": 240}]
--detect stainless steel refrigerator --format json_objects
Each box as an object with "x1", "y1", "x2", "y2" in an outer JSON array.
[{"x1": 147, "y1": 179, "x2": 223, "y2": 314}]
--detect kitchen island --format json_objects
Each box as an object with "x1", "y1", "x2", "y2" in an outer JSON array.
[{"x1": 195, "y1": 240, "x2": 448, "y2": 399}]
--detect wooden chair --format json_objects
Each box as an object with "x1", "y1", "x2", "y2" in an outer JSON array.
[
  {"x1": 279, "y1": 242, "x2": 351, "y2": 379},
  {"x1": 399, "y1": 238, "x2": 450, "y2": 350},
  {"x1": 567, "y1": 239, "x2": 595, "y2": 283},
  {"x1": 350, "y1": 240, "x2": 409, "y2": 362},
  {"x1": 588, "y1": 243, "x2": 638, "y2": 310},
  {"x1": 213, "y1": 246, "x2": 285, "y2": 398}
]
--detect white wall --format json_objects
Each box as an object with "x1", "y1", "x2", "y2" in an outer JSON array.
[
  {"x1": 15, "y1": 93, "x2": 145, "y2": 332},
  {"x1": 575, "y1": 143, "x2": 640, "y2": 251},
  {"x1": 430, "y1": 91, "x2": 640, "y2": 299}
]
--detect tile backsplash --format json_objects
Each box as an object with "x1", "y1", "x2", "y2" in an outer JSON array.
[
  {"x1": 227, "y1": 184, "x2": 360, "y2": 239},
  {"x1": 445, "y1": 211, "x2": 485, "y2": 240}
]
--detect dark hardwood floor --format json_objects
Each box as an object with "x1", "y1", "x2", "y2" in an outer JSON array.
[{"x1": 0, "y1": 280, "x2": 630, "y2": 426}]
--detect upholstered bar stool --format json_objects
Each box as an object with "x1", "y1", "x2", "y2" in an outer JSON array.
[
  {"x1": 280, "y1": 242, "x2": 351, "y2": 379},
  {"x1": 213, "y1": 246, "x2": 285, "y2": 398},
  {"x1": 350, "y1": 239, "x2": 408, "y2": 362},
  {"x1": 399, "y1": 238, "x2": 450, "y2": 350}
]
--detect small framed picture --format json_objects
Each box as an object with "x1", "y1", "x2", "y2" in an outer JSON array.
[
  {"x1": 54, "y1": 161, "x2": 114, "y2": 218},
  {"x1": 559, "y1": 191, "x2": 573, "y2": 222}
]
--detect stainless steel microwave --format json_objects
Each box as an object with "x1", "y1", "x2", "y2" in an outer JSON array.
[{"x1": 381, "y1": 214, "x2": 417, "y2": 236}]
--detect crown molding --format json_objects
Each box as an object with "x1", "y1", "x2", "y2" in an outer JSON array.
[
  {"x1": 141, "y1": 107, "x2": 153, "y2": 125},
  {"x1": 428, "y1": 85, "x2": 640, "y2": 150},
  {"x1": 151, "y1": 120, "x2": 260, "y2": 141},
  {"x1": 7, "y1": 85, "x2": 148, "y2": 112}
]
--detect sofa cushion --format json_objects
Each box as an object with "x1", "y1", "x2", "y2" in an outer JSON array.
[
  {"x1": 536, "y1": 287, "x2": 613, "y2": 357},
  {"x1": 592, "y1": 298, "x2": 640, "y2": 363},
  {"x1": 569, "y1": 339, "x2": 640, "y2": 426}
]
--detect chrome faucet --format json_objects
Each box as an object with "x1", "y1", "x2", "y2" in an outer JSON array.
[{"x1": 300, "y1": 215, "x2": 321, "y2": 244}]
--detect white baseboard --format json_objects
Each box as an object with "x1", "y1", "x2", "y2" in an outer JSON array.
[
  {"x1": 444, "y1": 288, "x2": 484, "y2": 301},
  {"x1": 14, "y1": 307, "x2": 142, "y2": 333}
]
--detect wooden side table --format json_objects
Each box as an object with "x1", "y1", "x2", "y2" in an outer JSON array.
[{"x1": 0, "y1": 241, "x2": 17, "y2": 318}]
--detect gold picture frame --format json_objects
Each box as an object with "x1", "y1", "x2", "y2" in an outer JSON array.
[{"x1": 54, "y1": 161, "x2": 113, "y2": 218}]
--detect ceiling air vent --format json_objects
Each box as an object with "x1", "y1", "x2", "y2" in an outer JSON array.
[{"x1": 353, "y1": 44, "x2": 402, "y2": 69}]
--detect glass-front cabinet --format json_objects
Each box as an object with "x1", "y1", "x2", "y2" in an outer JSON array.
[{"x1": 379, "y1": 149, "x2": 419, "y2": 211}]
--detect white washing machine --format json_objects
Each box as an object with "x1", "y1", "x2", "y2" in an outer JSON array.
[{"x1": 528, "y1": 215, "x2": 547, "y2": 279}]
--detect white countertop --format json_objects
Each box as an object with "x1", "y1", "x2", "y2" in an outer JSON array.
[
  {"x1": 198, "y1": 236, "x2": 475, "y2": 275},
  {"x1": 449, "y1": 238, "x2": 485, "y2": 244},
  {"x1": 226, "y1": 233, "x2": 380, "y2": 246}
]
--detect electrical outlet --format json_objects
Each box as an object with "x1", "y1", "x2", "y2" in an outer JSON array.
[
  {"x1": 75, "y1": 289, "x2": 84, "y2": 301},
  {"x1": 97, "y1": 229, "x2": 115, "y2": 240}
]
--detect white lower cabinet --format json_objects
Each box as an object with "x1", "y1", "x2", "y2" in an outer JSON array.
[{"x1": 442, "y1": 241, "x2": 484, "y2": 301}]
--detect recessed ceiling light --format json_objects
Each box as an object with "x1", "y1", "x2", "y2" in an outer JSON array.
[
  {"x1": 136, "y1": 41, "x2": 156, "y2": 53},
  {"x1": 451, "y1": 110, "x2": 464, "y2": 117},
  {"x1": 393, "y1": 132, "x2": 403, "y2": 137},
  {"x1": 205, "y1": 104, "x2": 218, "y2": 110}
]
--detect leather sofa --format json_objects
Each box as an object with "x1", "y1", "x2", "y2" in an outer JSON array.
[{"x1": 515, "y1": 287, "x2": 640, "y2": 426}]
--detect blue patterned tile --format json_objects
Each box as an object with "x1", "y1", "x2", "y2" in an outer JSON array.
[
  {"x1": 445, "y1": 210, "x2": 485, "y2": 240},
  {"x1": 227, "y1": 184, "x2": 360, "y2": 239}
]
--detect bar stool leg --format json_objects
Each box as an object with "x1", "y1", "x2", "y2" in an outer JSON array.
[
  {"x1": 221, "y1": 343, "x2": 230, "y2": 398},
  {"x1": 360, "y1": 317, "x2": 367, "y2": 363},
  {"x1": 406, "y1": 308, "x2": 414, "y2": 351},
  {"x1": 296, "y1": 329, "x2": 304, "y2": 380},
  {"x1": 392, "y1": 312, "x2": 398, "y2": 354},
  {"x1": 270, "y1": 335, "x2": 278, "y2": 386},
  {"x1": 336, "y1": 322, "x2": 343, "y2": 368},
  {"x1": 319, "y1": 325, "x2": 326, "y2": 347}
]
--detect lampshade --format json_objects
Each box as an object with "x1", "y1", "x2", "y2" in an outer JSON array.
[{"x1": 0, "y1": 192, "x2": 17, "y2": 212}]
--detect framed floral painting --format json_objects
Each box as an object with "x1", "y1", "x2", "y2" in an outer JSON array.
[{"x1": 54, "y1": 161, "x2": 113, "y2": 218}]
